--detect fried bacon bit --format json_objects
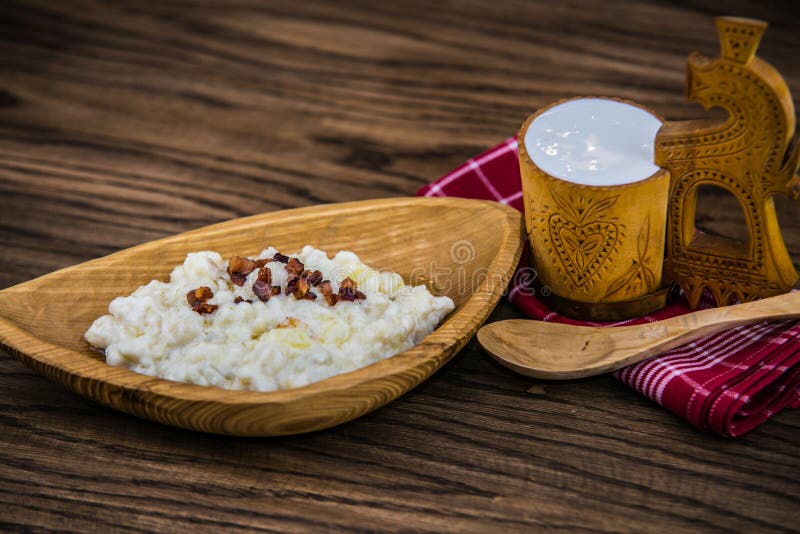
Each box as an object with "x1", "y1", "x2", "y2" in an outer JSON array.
[
  {"x1": 251, "y1": 264, "x2": 274, "y2": 302},
  {"x1": 187, "y1": 286, "x2": 218, "y2": 314},
  {"x1": 234, "y1": 296, "x2": 253, "y2": 304},
  {"x1": 319, "y1": 280, "x2": 339, "y2": 306},
  {"x1": 338, "y1": 277, "x2": 366, "y2": 302},
  {"x1": 228, "y1": 255, "x2": 266, "y2": 286},
  {"x1": 271, "y1": 286, "x2": 281, "y2": 296},
  {"x1": 272, "y1": 252, "x2": 289, "y2": 263},
  {"x1": 286, "y1": 257, "x2": 305, "y2": 275},
  {"x1": 307, "y1": 269, "x2": 323, "y2": 286},
  {"x1": 256, "y1": 266, "x2": 272, "y2": 285},
  {"x1": 190, "y1": 286, "x2": 214, "y2": 301},
  {"x1": 285, "y1": 272, "x2": 300, "y2": 296},
  {"x1": 292, "y1": 274, "x2": 312, "y2": 299},
  {"x1": 283, "y1": 267, "x2": 319, "y2": 301},
  {"x1": 252, "y1": 280, "x2": 272, "y2": 302}
]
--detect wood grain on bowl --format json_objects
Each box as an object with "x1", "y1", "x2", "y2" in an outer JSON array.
[{"x1": 0, "y1": 197, "x2": 523, "y2": 436}]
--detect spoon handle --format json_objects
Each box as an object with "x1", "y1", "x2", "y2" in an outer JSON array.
[
  {"x1": 588, "y1": 290, "x2": 800, "y2": 376},
  {"x1": 667, "y1": 290, "x2": 800, "y2": 335}
]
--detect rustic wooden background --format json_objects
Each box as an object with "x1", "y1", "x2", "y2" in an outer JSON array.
[{"x1": 2, "y1": 0, "x2": 799, "y2": 531}]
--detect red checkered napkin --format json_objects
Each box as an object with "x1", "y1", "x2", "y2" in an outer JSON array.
[{"x1": 418, "y1": 138, "x2": 800, "y2": 437}]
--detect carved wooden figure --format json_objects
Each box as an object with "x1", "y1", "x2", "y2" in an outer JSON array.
[{"x1": 655, "y1": 16, "x2": 800, "y2": 308}]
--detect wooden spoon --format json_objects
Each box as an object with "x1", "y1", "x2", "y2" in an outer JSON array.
[{"x1": 477, "y1": 291, "x2": 800, "y2": 380}]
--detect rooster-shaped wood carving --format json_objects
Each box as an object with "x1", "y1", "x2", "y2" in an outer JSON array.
[{"x1": 655, "y1": 16, "x2": 800, "y2": 308}]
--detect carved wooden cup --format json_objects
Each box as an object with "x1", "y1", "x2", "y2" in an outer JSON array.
[{"x1": 518, "y1": 97, "x2": 670, "y2": 320}]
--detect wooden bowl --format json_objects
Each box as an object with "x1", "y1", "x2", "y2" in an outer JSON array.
[{"x1": 0, "y1": 197, "x2": 523, "y2": 436}]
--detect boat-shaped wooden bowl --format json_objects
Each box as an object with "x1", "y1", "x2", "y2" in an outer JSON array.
[{"x1": 0, "y1": 197, "x2": 523, "y2": 436}]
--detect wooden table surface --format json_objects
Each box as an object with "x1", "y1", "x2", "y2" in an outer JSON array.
[{"x1": 2, "y1": 1, "x2": 799, "y2": 531}]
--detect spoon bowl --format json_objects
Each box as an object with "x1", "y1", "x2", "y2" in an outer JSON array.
[{"x1": 478, "y1": 291, "x2": 800, "y2": 379}]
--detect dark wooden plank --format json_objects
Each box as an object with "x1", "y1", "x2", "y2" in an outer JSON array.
[{"x1": 1, "y1": 0, "x2": 799, "y2": 531}]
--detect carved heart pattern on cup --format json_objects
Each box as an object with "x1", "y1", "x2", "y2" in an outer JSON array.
[
  {"x1": 549, "y1": 217, "x2": 619, "y2": 287},
  {"x1": 547, "y1": 192, "x2": 621, "y2": 289},
  {"x1": 560, "y1": 227, "x2": 604, "y2": 271}
]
